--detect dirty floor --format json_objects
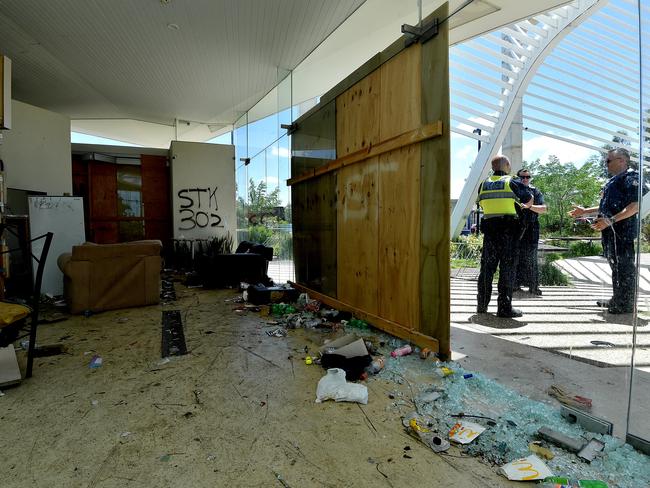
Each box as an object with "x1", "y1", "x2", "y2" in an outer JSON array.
[{"x1": 1, "y1": 285, "x2": 521, "y2": 488}]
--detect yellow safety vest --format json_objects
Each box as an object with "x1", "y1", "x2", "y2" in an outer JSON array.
[{"x1": 477, "y1": 175, "x2": 518, "y2": 218}]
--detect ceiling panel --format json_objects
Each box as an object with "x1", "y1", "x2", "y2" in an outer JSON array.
[{"x1": 0, "y1": 0, "x2": 364, "y2": 124}]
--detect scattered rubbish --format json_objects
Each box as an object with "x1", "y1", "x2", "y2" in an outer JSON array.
[
  {"x1": 435, "y1": 366, "x2": 454, "y2": 377},
  {"x1": 560, "y1": 406, "x2": 613, "y2": 436},
  {"x1": 91, "y1": 399, "x2": 99, "y2": 407},
  {"x1": 577, "y1": 438, "x2": 605, "y2": 463},
  {"x1": 402, "y1": 412, "x2": 450, "y2": 453},
  {"x1": 158, "y1": 357, "x2": 171, "y2": 366},
  {"x1": 498, "y1": 455, "x2": 553, "y2": 481},
  {"x1": 304, "y1": 356, "x2": 313, "y2": 365},
  {"x1": 0, "y1": 390, "x2": 4, "y2": 397},
  {"x1": 270, "y1": 303, "x2": 296, "y2": 316},
  {"x1": 206, "y1": 454, "x2": 216, "y2": 461},
  {"x1": 320, "y1": 309, "x2": 352, "y2": 323},
  {"x1": 548, "y1": 385, "x2": 592, "y2": 410},
  {"x1": 315, "y1": 368, "x2": 368, "y2": 404},
  {"x1": 89, "y1": 355, "x2": 103, "y2": 369},
  {"x1": 247, "y1": 284, "x2": 298, "y2": 305},
  {"x1": 266, "y1": 328, "x2": 287, "y2": 338},
  {"x1": 159, "y1": 454, "x2": 171, "y2": 462},
  {"x1": 463, "y1": 373, "x2": 474, "y2": 379},
  {"x1": 319, "y1": 335, "x2": 369, "y2": 358},
  {"x1": 537, "y1": 427, "x2": 584, "y2": 453},
  {"x1": 419, "y1": 347, "x2": 431, "y2": 359},
  {"x1": 391, "y1": 345, "x2": 412, "y2": 357},
  {"x1": 541, "y1": 477, "x2": 608, "y2": 487},
  {"x1": 120, "y1": 432, "x2": 132, "y2": 438},
  {"x1": 116, "y1": 317, "x2": 129, "y2": 324},
  {"x1": 529, "y1": 442, "x2": 555, "y2": 460},
  {"x1": 590, "y1": 340, "x2": 614, "y2": 348},
  {"x1": 347, "y1": 318, "x2": 369, "y2": 329},
  {"x1": 321, "y1": 353, "x2": 372, "y2": 381},
  {"x1": 448, "y1": 420, "x2": 486, "y2": 444},
  {"x1": 365, "y1": 356, "x2": 385, "y2": 375}
]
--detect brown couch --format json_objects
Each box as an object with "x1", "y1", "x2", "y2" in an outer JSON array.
[{"x1": 57, "y1": 240, "x2": 162, "y2": 314}]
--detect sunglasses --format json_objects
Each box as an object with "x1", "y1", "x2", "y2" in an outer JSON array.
[{"x1": 519, "y1": 175, "x2": 532, "y2": 180}]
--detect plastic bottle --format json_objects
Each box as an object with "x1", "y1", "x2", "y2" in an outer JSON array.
[
  {"x1": 365, "y1": 356, "x2": 385, "y2": 374},
  {"x1": 541, "y1": 477, "x2": 608, "y2": 488},
  {"x1": 391, "y1": 345, "x2": 412, "y2": 357}
]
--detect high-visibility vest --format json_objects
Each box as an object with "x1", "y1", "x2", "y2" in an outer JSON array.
[{"x1": 477, "y1": 175, "x2": 517, "y2": 218}]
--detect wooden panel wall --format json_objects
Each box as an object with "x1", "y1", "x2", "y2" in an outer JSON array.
[
  {"x1": 291, "y1": 4, "x2": 449, "y2": 356},
  {"x1": 336, "y1": 43, "x2": 424, "y2": 330},
  {"x1": 337, "y1": 158, "x2": 379, "y2": 315}
]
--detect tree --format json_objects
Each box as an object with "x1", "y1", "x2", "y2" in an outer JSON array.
[
  {"x1": 527, "y1": 155, "x2": 603, "y2": 235},
  {"x1": 236, "y1": 179, "x2": 285, "y2": 226}
]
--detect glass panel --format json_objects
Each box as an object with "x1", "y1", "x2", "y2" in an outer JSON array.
[
  {"x1": 116, "y1": 165, "x2": 142, "y2": 218},
  {"x1": 628, "y1": 0, "x2": 650, "y2": 445}
]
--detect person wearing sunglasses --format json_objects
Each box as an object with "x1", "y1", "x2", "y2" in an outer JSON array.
[
  {"x1": 476, "y1": 155, "x2": 534, "y2": 318},
  {"x1": 569, "y1": 148, "x2": 647, "y2": 314},
  {"x1": 514, "y1": 168, "x2": 547, "y2": 296}
]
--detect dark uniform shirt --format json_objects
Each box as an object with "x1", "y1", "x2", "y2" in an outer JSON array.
[
  {"x1": 517, "y1": 186, "x2": 544, "y2": 226},
  {"x1": 599, "y1": 168, "x2": 647, "y2": 240}
]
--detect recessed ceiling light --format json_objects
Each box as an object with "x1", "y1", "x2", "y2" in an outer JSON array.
[{"x1": 167, "y1": 23, "x2": 180, "y2": 30}]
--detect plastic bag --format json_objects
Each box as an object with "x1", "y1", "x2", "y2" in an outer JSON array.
[{"x1": 315, "y1": 368, "x2": 368, "y2": 404}]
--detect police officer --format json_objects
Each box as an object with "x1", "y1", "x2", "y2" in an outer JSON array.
[
  {"x1": 569, "y1": 148, "x2": 646, "y2": 314},
  {"x1": 477, "y1": 155, "x2": 533, "y2": 318},
  {"x1": 514, "y1": 168, "x2": 547, "y2": 295}
]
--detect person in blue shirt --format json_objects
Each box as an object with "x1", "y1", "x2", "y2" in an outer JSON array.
[
  {"x1": 477, "y1": 155, "x2": 533, "y2": 318},
  {"x1": 569, "y1": 148, "x2": 646, "y2": 314},
  {"x1": 514, "y1": 168, "x2": 547, "y2": 295}
]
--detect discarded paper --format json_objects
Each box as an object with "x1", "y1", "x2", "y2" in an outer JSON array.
[{"x1": 498, "y1": 455, "x2": 553, "y2": 481}]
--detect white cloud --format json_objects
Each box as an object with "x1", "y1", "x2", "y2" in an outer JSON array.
[
  {"x1": 271, "y1": 146, "x2": 290, "y2": 158},
  {"x1": 523, "y1": 134, "x2": 598, "y2": 166}
]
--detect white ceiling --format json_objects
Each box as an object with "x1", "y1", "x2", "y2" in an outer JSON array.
[{"x1": 0, "y1": 0, "x2": 572, "y2": 147}]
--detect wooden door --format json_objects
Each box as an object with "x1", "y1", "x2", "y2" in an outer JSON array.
[
  {"x1": 141, "y1": 155, "x2": 171, "y2": 242},
  {"x1": 88, "y1": 161, "x2": 118, "y2": 243}
]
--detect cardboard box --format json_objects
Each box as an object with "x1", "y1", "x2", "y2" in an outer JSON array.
[{"x1": 319, "y1": 334, "x2": 369, "y2": 358}]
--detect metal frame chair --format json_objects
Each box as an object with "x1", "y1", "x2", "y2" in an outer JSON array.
[{"x1": 0, "y1": 230, "x2": 53, "y2": 378}]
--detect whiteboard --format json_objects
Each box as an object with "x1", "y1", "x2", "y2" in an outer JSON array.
[{"x1": 28, "y1": 196, "x2": 86, "y2": 296}]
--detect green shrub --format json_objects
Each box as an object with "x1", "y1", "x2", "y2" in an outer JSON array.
[
  {"x1": 247, "y1": 225, "x2": 273, "y2": 246},
  {"x1": 565, "y1": 240, "x2": 602, "y2": 258},
  {"x1": 539, "y1": 254, "x2": 569, "y2": 286},
  {"x1": 451, "y1": 235, "x2": 483, "y2": 261}
]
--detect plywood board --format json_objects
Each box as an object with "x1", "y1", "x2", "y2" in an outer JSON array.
[
  {"x1": 336, "y1": 69, "x2": 380, "y2": 157},
  {"x1": 337, "y1": 158, "x2": 379, "y2": 315},
  {"x1": 378, "y1": 145, "x2": 421, "y2": 328},
  {"x1": 420, "y1": 3, "x2": 451, "y2": 359},
  {"x1": 379, "y1": 43, "x2": 422, "y2": 141}
]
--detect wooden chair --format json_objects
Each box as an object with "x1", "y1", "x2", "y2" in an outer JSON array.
[{"x1": 0, "y1": 231, "x2": 53, "y2": 378}]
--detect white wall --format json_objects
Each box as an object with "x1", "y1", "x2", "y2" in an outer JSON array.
[
  {"x1": 170, "y1": 141, "x2": 235, "y2": 241},
  {"x1": 0, "y1": 100, "x2": 71, "y2": 194}
]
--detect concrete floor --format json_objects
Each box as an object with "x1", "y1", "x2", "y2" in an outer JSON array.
[
  {"x1": 0, "y1": 285, "x2": 521, "y2": 488},
  {"x1": 451, "y1": 277, "x2": 650, "y2": 440}
]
